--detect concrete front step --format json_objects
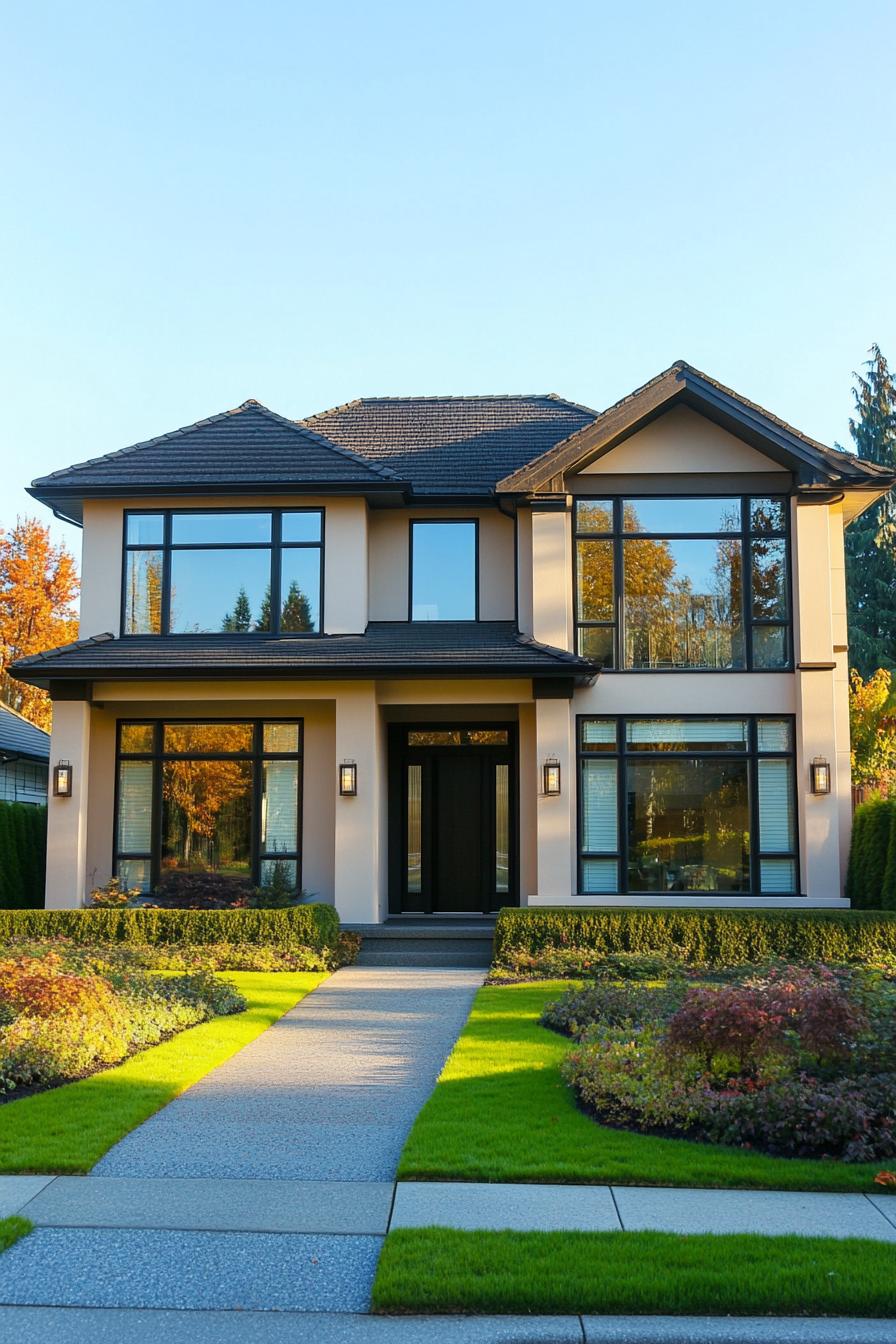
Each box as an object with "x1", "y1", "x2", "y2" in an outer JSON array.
[{"x1": 347, "y1": 921, "x2": 495, "y2": 969}]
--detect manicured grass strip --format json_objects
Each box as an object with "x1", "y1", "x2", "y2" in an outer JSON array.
[
  {"x1": 372, "y1": 1227, "x2": 896, "y2": 1317},
  {"x1": 0, "y1": 972, "x2": 325, "y2": 1174},
  {"x1": 0, "y1": 1217, "x2": 31, "y2": 1254},
  {"x1": 398, "y1": 982, "x2": 884, "y2": 1192}
]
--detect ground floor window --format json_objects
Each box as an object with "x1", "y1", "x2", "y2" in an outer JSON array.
[
  {"x1": 115, "y1": 719, "x2": 302, "y2": 893},
  {"x1": 578, "y1": 715, "x2": 797, "y2": 896}
]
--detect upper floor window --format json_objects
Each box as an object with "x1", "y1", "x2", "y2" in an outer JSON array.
[
  {"x1": 574, "y1": 496, "x2": 790, "y2": 670},
  {"x1": 123, "y1": 509, "x2": 323, "y2": 635},
  {"x1": 410, "y1": 520, "x2": 478, "y2": 621}
]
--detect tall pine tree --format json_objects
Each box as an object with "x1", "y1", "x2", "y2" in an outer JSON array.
[{"x1": 845, "y1": 344, "x2": 896, "y2": 677}]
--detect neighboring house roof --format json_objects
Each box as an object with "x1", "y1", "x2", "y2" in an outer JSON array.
[
  {"x1": 497, "y1": 361, "x2": 894, "y2": 494},
  {"x1": 0, "y1": 704, "x2": 50, "y2": 763},
  {"x1": 301, "y1": 395, "x2": 597, "y2": 496},
  {"x1": 10, "y1": 625, "x2": 597, "y2": 686},
  {"x1": 29, "y1": 401, "x2": 407, "y2": 521}
]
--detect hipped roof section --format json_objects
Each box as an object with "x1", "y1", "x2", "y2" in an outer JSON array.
[
  {"x1": 28, "y1": 400, "x2": 409, "y2": 522},
  {"x1": 27, "y1": 364, "x2": 894, "y2": 523}
]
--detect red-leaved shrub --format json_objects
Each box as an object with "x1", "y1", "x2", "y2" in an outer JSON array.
[{"x1": 0, "y1": 953, "x2": 114, "y2": 1018}]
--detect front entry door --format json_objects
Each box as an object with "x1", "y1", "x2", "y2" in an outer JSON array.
[{"x1": 389, "y1": 725, "x2": 516, "y2": 915}]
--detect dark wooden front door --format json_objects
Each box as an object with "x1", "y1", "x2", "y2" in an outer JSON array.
[{"x1": 389, "y1": 725, "x2": 517, "y2": 915}]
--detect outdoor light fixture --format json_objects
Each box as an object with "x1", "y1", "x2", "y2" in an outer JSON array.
[
  {"x1": 53, "y1": 760, "x2": 73, "y2": 798},
  {"x1": 339, "y1": 760, "x2": 358, "y2": 796},
  {"x1": 810, "y1": 757, "x2": 831, "y2": 795},
  {"x1": 542, "y1": 757, "x2": 561, "y2": 796}
]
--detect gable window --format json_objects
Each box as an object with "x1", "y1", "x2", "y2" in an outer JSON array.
[
  {"x1": 577, "y1": 715, "x2": 798, "y2": 896},
  {"x1": 573, "y1": 497, "x2": 791, "y2": 670},
  {"x1": 122, "y1": 509, "x2": 323, "y2": 635},
  {"x1": 115, "y1": 719, "x2": 303, "y2": 893},
  {"x1": 410, "y1": 520, "x2": 478, "y2": 621}
]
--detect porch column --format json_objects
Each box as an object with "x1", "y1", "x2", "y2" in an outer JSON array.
[
  {"x1": 532, "y1": 695, "x2": 575, "y2": 903},
  {"x1": 45, "y1": 697, "x2": 92, "y2": 909},
  {"x1": 333, "y1": 682, "x2": 385, "y2": 923}
]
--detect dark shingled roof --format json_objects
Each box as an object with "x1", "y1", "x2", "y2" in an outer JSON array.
[
  {"x1": 11, "y1": 624, "x2": 597, "y2": 686},
  {"x1": 29, "y1": 400, "x2": 403, "y2": 504},
  {"x1": 301, "y1": 395, "x2": 598, "y2": 495},
  {"x1": 497, "y1": 362, "x2": 895, "y2": 493},
  {"x1": 0, "y1": 704, "x2": 50, "y2": 762}
]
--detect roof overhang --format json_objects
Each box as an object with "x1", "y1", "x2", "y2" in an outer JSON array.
[
  {"x1": 27, "y1": 480, "x2": 412, "y2": 525},
  {"x1": 496, "y1": 363, "x2": 896, "y2": 497}
]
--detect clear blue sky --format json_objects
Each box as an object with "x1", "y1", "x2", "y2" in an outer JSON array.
[{"x1": 1, "y1": 1, "x2": 894, "y2": 571}]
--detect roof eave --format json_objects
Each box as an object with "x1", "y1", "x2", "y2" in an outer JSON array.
[
  {"x1": 13, "y1": 661, "x2": 596, "y2": 689},
  {"x1": 496, "y1": 365, "x2": 876, "y2": 494}
]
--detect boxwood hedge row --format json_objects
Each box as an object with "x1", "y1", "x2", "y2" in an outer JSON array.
[
  {"x1": 493, "y1": 905, "x2": 896, "y2": 967},
  {"x1": 0, "y1": 903, "x2": 340, "y2": 951},
  {"x1": 846, "y1": 798, "x2": 896, "y2": 910},
  {"x1": 0, "y1": 802, "x2": 46, "y2": 909}
]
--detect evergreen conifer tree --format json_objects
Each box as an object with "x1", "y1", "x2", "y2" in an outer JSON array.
[{"x1": 845, "y1": 345, "x2": 896, "y2": 677}]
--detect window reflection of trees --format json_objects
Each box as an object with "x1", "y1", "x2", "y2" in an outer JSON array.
[{"x1": 627, "y1": 757, "x2": 749, "y2": 892}]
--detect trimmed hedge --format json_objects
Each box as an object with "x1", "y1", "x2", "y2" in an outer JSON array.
[
  {"x1": 0, "y1": 803, "x2": 46, "y2": 909},
  {"x1": 847, "y1": 798, "x2": 896, "y2": 909},
  {"x1": 493, "y1": 906, "x2": 896, "y2": 968},
  {"x1": 0, "y1": 904, "x2": 340, "y2": 952}
]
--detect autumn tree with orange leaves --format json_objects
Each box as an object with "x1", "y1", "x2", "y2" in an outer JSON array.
[{"x1": 0, "y1": 518, "x2": 79, "y2": 730}]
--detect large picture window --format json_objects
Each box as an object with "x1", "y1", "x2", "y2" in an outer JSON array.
[
  {"x1": 115, "y1": 720, "x2": 303, "y2": 893},
  {"x1": 577, "y1": 715, "x2": 798, "y2": 897},
  {"x1": 122, "y1": 509, "x2": 323, "y2": 635},
  {"x1": 573, "y1": 496, "x2": 791, "y2": 670}
]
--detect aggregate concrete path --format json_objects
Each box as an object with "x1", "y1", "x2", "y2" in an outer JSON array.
[
  {"x1": 0, "y1": 967, "x2": 484, "y2": 1316},
  {"x1": 95, "y1": 965, "x2": 483, "y2": 1181}
]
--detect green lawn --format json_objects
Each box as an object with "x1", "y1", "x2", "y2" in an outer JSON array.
[
  {"x1": 398, "y1": 981, "x2": 888, "y2": 1192},
  {"x1": 0, "y1": 1217, "x2": 30, "y2": 1254},
  {"x1": 372, "y1": 1228, "x2": 896, "y2": 1316},
  {"x1": 0, "y1": 971, "x2": 324, "y2": 1173}
]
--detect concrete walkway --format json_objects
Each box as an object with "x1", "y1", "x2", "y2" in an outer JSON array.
[
  {"x1": 0, "y1": 967, "x2": 484, "y2": 1315},
  {"x1": 1, "y1": 965, "x2": 895, "y2": 1339}
]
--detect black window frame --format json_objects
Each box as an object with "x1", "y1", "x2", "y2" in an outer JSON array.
[
  {"x1": 572, "y1": 495, "x2": 793, "y2": 672},
  {"x1": 576, "y1": 713, "x2": 800, "y2": 898},
  {"x1": 121, "y1": 507, "x2": 325, "y2": 637},
  {"x1": 113, "y1": 717, "x2": 304, "y2": 892},
  {"x1": 408, "y1": 518, "x2": 480, "y2": 622}
]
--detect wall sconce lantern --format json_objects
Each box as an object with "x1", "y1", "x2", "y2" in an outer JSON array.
[
  {"x1": 339, "y1": 760, "x2": 358, "y2": 797},
  {"x1": 810, "y1": 757, "x2": 831, "y2": 795},
  {"x1": 542, "y1": 757, "x2": 561, "y2": 796},
  {"x1": 53, "y1": 760, "x2": 73, "y2": 798}
]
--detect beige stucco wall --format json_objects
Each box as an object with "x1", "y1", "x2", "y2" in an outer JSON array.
[
  {"x1": 368, "y1": 506, "x2": 515, "y2": 621},
  {"x1": 578, "y1": 406, "x2": 791, "y2": 476}
]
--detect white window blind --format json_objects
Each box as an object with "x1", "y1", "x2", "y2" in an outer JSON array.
[
  {"x1": 581, "y1": 759, "x2": 617, "y2": 853},
  {"x1": 261, "y1": 760, "x2": 298, "y2": 855},
  {"x1": 757, "y1": 759, "x2": 794, "y2": 852},
  {"x1": 760, "y1": 858, "x2": 796, "y2": 893},
  {"x1": 626, "y1": 718, "x2": 748, "y2": 748},
  {"x1": 117, "y1": 762, "x2": 153, "y2": 851},
  {"x1": 582, "y1": 858, "x2": 618, "y2": 893}
]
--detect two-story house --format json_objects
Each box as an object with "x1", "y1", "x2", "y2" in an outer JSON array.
[{"x1": 13, "y1": 363, "x2": 895, "y2": 920}]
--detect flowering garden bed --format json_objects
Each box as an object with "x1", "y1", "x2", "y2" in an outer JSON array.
[
  {"x1": 550, "y1": 963, "x2": 896, "y2": 1167},
  {"x1": 0, "y1": 942, "x2": 246, "y2": 1101}
]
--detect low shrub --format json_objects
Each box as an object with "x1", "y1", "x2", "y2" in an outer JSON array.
[
  {"x1": 542, "y1": 981, "x2": 686, "y2": 1039},
  {"x1": 664, "y1": 967, "x2": 867, "y2": 1076},
  {"x1": 0, "y1": 904, "x2": 341, "y2": 954},
  {"x1": 0, "y1": 945, "x2": 247, "y2": 1096},
  {"x1": 559, "y1": 960, "x2": 896, "y2": 1163},
  {"x1": 493, "y1": 907, "x2": 896, "y2": 973},
  {"x1": 490, "y1": 946, "x2": 688, "y2": 983}
]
